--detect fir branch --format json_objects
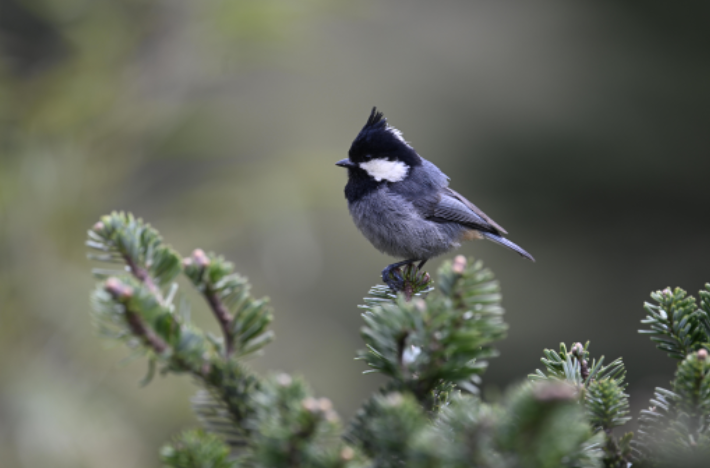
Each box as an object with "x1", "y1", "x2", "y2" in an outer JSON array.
[
  {"x1": 123, "y1": 244, "x2": 162, "y2": 300},
  {"x1": 184, "y1": 250, "x2": 274, "y2": 359},
  {"x1": 400, "y1": 264, "x2": 432, "y2": 302},
  {"x1": 89, "y1": 211, "x2": 710, "y2": 468},
  {"x1": 88, "y1": 212, "x2": 182, "y2": 303},
  {"x1": 105, "y1": 278, "x2": 169, "y2": 354},
  {"x1": 671, "y1": 349, "x2": 710, "y2": 440},
  {"x1": 497, "y1": 382, "x2": 603, "y2": 468},
  {"x1": 195, "y1": 360, "x2": 263, "y2": 447},
  {"x1": 571, "y1": 342, "x2": 590, "y2": 382},
  {"x1": 530, "y1": 342, "x2": 632, "y2": 467},
  {"x1": 184, "y1": 249, "x2": 235, "y2": 357},
  {"x1": 530, "y1": 342, "x2": 626, "y2": 390},
  {"x1": 89, "y1": 212, "x2": 362, "y2": 468},
  {"x1": 249, "y1": 374, "x2": 357, "y2": 468},
  {"x1": 161, "y1": 429, "x2": 236, "y2": 468},
  {"x1": 697, "y1": 283, "x2": 710, "y2": 345},
  {"x1": 346, "y1": 391, "x2": 428, "y2": 467},
  {"x1": 639, "y1": 287, "x2": 706, "y2": 359},
  {"x1": 206, "y1": 289, "x2": 235, "y2": 356},
  {"x1": 408, "y1": 394, "x2": 501, "y2": 468},
  {"x1": 633, "y1": 350, "x2": 710, "y2": 464},
  {"x1": 357, "y1": 256, "x2": 506, "y2": 405},
  {"x1": 586, "y1": 379, "x2": 631, "y2": 434}
]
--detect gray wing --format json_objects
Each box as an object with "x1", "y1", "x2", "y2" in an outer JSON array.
[{"x1": 431, "y1": 187, "x2": 508, "y2": 235}]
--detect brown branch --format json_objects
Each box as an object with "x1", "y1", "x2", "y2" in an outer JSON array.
[
  {"x1": 187, "y1": 249, "x2": 235, "y2": 358},
  {"x1": 205, "y1": 287, "x2": 235, "y2": 357},
  {"x1": 571, "y1": 342, "x2": 590, "y2": 382},
  {"x1": 123, "y1": 253, "x2": 163, "y2": 302},
  {"x1": 105, "y1": 278, "x2": 168, "y2": 354},
  {"x1": 125, "y1": 309, "x2": 168, "y2": 354},
  {"x1": 403, "y1": 281, "x2": 415, "y2": 302}
]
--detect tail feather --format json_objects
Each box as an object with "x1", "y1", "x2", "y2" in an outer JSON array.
[{"x1": 481, "y1": 232, "x2": 535, "y2": 262}]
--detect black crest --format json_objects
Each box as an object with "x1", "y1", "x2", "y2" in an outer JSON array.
[
  {"x1": 348, "y1": 107, "x2": 420, "y2": 166},
  {"x1": 364, "y1": 107, "x2": 387, "y2": 130}
]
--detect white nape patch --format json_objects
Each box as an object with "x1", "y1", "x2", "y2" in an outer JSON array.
[
  {"x1": 360, "y1": 158, "x2": 410, "y2": 182},
  {"x1": 386, "y1": 126, "x2": 408, "y2": 145}
]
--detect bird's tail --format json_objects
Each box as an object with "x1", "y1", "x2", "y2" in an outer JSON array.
[{"x1": 482, "y1": 232, "x2": 535, "y2": 262}]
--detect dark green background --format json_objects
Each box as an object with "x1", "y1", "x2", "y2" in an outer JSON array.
[{"x1": 1, "y1": 1, "x2": 709, "y2": 466}]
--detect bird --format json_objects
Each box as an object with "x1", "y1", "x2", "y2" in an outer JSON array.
[{"x1": 336, "y1": 107, "x2": 534, "y2": 291}]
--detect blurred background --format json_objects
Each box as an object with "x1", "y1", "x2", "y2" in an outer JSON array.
[{"x1": 1, "y1": 0, "x2": 709, "y2": 466}]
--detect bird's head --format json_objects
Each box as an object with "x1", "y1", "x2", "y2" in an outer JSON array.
[{"x1": 336, "y1": 107, "x2": 421, "y2": 183}]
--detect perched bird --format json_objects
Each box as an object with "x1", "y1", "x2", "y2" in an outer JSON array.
[{"x1": 336, "y1": 107, "x2": 534, "y2": 291}]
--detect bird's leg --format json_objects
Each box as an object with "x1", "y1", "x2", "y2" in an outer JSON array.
[
  {"x1": 382, "y1": 259, "x2": 418, "y2": 292},
  {"x1": 416, "y1": 259, "x2": 428, "y2": 271}
]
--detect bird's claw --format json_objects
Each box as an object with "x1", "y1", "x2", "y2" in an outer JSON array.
[{"x1": 382, "y1": 265, "x2": 406, "y2": 292}]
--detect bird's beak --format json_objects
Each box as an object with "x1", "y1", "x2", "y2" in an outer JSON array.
[{"x1": 336, "y1": 158, "x2": 355, "y2": 168}]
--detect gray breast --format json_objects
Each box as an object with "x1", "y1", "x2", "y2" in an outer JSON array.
[{"x1": 348, "y1": 187, "x2": 467, "y2": 260}]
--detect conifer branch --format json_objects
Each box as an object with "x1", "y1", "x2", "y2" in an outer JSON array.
[
  {"x1": 206, "y1": 290, "x2": 235, "y2": 357},
  {"x1": 85, "y1": 211, "x2": 710, "y2": 468},
  {"x1": 639, "y1": 287, "x2": 708, "y2": 359},
  {"x1": 105, "y1": 277, "x2": 169, "y2": 354},
  {"x1": 184, "y1": 249, "x2": 235, "y2": 357},
  {"x1": 161, "y1": 429, "x2": 235, "y2": 468},
  {"x1": 633, "y1": 286, "x2": 710, "y2": 466},
  {"x1": 123, "y1": 248, "x2": 163, "y2": 301},
  {"x1": 357, "y1": 255, "x2": 506, "y2": 407},
  {"x1": 183, "y1": 249, "x2": 273, "y2": 359}
]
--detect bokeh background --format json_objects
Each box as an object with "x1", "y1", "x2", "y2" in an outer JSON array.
[{"x1": 1, "y1": 0, "x2": 709, "y2": 466}]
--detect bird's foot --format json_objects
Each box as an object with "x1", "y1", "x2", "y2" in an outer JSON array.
[
  {"x1": 382, "y1": 263, "x2": 406, "y2": 292},
  {"x1": 381, "y1": 259, "x2": 432, "y2": 298}
]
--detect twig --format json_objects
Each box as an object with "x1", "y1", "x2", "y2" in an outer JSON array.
[
  {"x1": 123, "y1": 253, "x2": 165, "y2": 304},
  {"x1": 403, "y1": 281, "x2": 415, "y2": 302},
  {"x1": 190, "y1": 249, "x2": 235, "y2": 358},
  {"x1": 205, "y1": 288, "x2": 235, "y2": 357},
  {"x1": 105, "y1": 278, "x2": 168, "y2": 354},
  {"x1": 571, "y1": 342, "x2": 590, "y2": 382},
  {"x1": 125, "y1": 309, "x2": 169, "y2": 354}
]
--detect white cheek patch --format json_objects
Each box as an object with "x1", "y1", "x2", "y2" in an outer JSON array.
[{"x1": 359, "y1": 158, "x2": 410, "y2": 182}]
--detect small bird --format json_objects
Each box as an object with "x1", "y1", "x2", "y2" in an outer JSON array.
[{"x1": 336, "y1": 107, "x2": 534, "y2": 291}]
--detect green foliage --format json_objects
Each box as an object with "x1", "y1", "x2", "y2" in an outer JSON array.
[
  {"x1": 248, "y1": 375, "x2": 356, "y2": 468},
  {"x1": 192, "y1": 362, "x2": 262, "y2": 448},
  {"x1": 409, "y1": 394, "x2": 503, "y2": 468},
  {"x1": 586, "y1": 379, "x2": 631, "y2": 433},
  {"x1": 184, "y1": 249, "x2": 274, "y2": 358},
  {"x1": 350, "y1": 384, "x2": 602, "y2": 468},
  {"x1": 161, "y1": 430, "x2": 236, "y2": 468},
  {"x1": 358, "y1": 256, "x2": 506, "y2": 404},
  {"x1": 87, "y1": 212, "x2": 356, "y2": 468},
  {"x1": 586, "y1": 379, "x2": 633, "y2": 467},
  {"x1": 89, "y1": 212, "x2": 182, "y2": 289},
  {"x1": 347, "y1": 392, "x2": 428, "y2": 468},
  {"x1": 496, "y1": 383, "x2": 602, "y2": 468},
  {"x1": 530, "y1": 342, "x2": 626, "y2": 388},
  {"x1": 639, "y1": 287, "x2": 710, "y2": 359},
  {"x1": 634, "y1": 351, "x2": 710, "y2": 464},
  {"x1": 529, "y1": 342, "x2": 632, "y2": 467},
  {"x1": 86, "y1": 212, "x2": 710, "y2": 468},
  {"x1": 633, "y1": 286, "x2": 710, "y2": 467}
]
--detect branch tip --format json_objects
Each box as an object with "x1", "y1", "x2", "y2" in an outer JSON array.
[
  {"x1": 452, "y1": 255, "x2": 467, "y2": 274},
  {"x1": 192, "y1": 249, "x2": 210, "y2": 268},
  {"x1": 105, "y1": 277, "x2": 133, "y2": 300}
]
